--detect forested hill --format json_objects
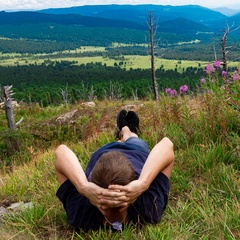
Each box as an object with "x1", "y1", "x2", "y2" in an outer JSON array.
[
  {"x1": 0, "y1": 4, "x2": 239, "y2": 43},
  {"x1": 0, "y1": 8, "x2": 213, "y2": 49},
  {"x1": 0, "y1": 4, "x2": 239, "y2": 55},
  {"x1": 38, "y1": 4, "x2": 240, "y2": 34},
  {"x1": 38, "y1": 4, "x2": 227, "y2": 26},
  {"x1": 0, "y1": 11, "x2": 144, "y2": 30}
]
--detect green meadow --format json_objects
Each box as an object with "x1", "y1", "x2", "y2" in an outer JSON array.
[{"x1": 1, "y1": 46, "x2": 238, "y2": 71}]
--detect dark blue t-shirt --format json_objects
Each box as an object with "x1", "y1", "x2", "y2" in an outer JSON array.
[{"x1": 56, "y1": 142, "x2": 170, "y2": 231}]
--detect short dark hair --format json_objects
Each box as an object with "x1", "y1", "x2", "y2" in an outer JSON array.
[{"x1": 91, "y1": 151, "x2": 136, "y2": 188}]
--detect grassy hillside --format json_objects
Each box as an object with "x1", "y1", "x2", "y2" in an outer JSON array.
[{"x1": 0, "y1": 76, "x2": 239, "y2": 239}]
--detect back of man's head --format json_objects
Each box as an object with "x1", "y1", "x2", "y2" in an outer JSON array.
[{"x1": 91, "y1": 151, "x2": 136, "y2": 188}]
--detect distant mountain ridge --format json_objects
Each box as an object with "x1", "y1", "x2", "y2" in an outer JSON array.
[
  {"x1": 0, "y1": 11, "x2": 144, "y2": 30},
  {"x1": 0, "y1": 9, "x2": 212, "y2": 39},
  {"x1": 0, "y1": 4, "x2": 239, "y2": 49},
  {"x1": 1, "y1": 4, "x2": 239, "y2": 31},
  {"x1": 213, "y1": 7, "x2": 240, "y2": 16},
  {"x1": 36, "y1": 4, "x2": 240, "y2": 33},
  {"x1": 38, "y1": 4, "x2": 228, "y2": 26}
]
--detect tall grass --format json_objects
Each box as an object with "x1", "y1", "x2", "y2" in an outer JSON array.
[{"x1": 0, "y1": 88, "x2": 239, "y2": 239}]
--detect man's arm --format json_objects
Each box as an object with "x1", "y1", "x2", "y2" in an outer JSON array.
[
  {"x1": 138, "y1": 137, "x2": 174, "y2": 189},
  {"x1": 55, "y1": 144, "x2": 87, "y2": 187},
  {"x1": 55, "y1": 144, "x2": 127, "y2": 212},
  {"x1": 101, "y1": 137, "x2": 174, "y2": 208}
]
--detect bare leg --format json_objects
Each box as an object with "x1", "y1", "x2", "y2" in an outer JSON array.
[{"x1": 120, "y1": 126, "x2": 138, "y2": 142}]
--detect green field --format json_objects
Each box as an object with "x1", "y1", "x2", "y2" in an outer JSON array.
[{"x1": 1, "y1": 46, "x2": 238, "y2": 71}]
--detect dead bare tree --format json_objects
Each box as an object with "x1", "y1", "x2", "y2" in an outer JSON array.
[
  {"x1": 148, "y1": 11, "x2": 159, "y2": 100},
  {"x1": 2, "y1": 85, "x2": 22, "y2": 153},
  {"x1": 2, "y1": 85, "x2": 16, "y2": 130},
  {"x1": 60, "y1": 84, "x2": 71, "y2": 105},
  {"x1": 214, "y1": 23, "x2": 240, "y2": 72}
]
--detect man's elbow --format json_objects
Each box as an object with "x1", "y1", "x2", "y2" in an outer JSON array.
[
  {"x1": 162, "y1": 137, "x2": 174, "y2": 150},
  {"x1": 162, "y1": 137, "x2": 175, "y2": 163},
  {"x1": 55, "y1": 144, "x2": 67, "y2": 156}
]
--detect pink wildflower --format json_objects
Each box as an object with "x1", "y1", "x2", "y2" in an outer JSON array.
[
  {"x1": 179, "y1": 85, "x2": 188, "y2": 95},
  {"x1": 165, "y1": 88, "x2": 177, "y2": 96},
  {"x1": 170, "y1": 90, "x2": 177, "y2": 96},
  {"x1": 222, "y1": 71, "x2": 228, "y2": 77},
  {"x1": 214, "y1": 60, "x2": 221, "y2": 68},
  {"x1": 205, "y1": 63, "x2": 215, "y2": 74},
  {"x1": 232, "y1": 70, "x2": 240, "y2": 81},
  {"x1": 165, "y1": 88, "x2": 172, "y2": 94}
]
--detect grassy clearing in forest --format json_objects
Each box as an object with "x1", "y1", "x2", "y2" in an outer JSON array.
[
  {"x1": 1, "y1": 46, "x2": 238, "y2": 70},
  {"x1": 0, "y1": 89, "x2": 239, "y2": 239},
  {"x1": 0, "y1": 53, "x2": 205, "y2": 70}
]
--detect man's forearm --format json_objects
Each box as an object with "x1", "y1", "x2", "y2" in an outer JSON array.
[
  {"x1": 138, "y1": 137, "x2": 174, "y2": 190},
  {"x1": 55, "y1": 144, "x2": 89, "y2": 193}
]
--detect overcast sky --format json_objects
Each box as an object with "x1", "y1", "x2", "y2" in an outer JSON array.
[{"x1": 1, "y1": 0, "x2": 240, "y2": 11}]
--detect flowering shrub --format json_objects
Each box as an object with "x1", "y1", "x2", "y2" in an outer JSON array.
[
  {"x1": 164, "y1": 60, "x2": 239, "y2": 101},
  {"x1": 179, "y1": 85, "x2": 188, "y2": 95},
  {"x1": 165, "y1": 88, "x2": 177, "y2": 96},
  {"x1": 232, "y1": 70, "x2": 240, "y2": 81},
  {"x1": 165, "y1": 85, "x2": 189, "y2": 97},
  {"x1": 201, "y1": 60, "x2": 240, "y2": 98}
]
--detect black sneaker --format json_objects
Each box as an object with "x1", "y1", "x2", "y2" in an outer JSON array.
[
  {"x1": 125, "y1": 111, "x2": 140, "y2": 134},
  {"x1": 115, "y1": 110, "x2": 128, "y2": 139},
  {"x1": 116, "y1": 110, "x2": 128, "y2": 130}
]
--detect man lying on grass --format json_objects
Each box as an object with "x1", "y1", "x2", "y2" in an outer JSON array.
[{"x1": 55, "y1": 110, "x2": 174, "y2": 231}]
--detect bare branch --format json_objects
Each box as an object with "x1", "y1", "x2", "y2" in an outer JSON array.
[
  {"x1": 213, "y1": 45, "x2": 217, "y2": 60},
  {"x1": 213, "y1": 21, "x2": 239, "y2": 72},
  {"x1": 16, "y1": 117, "x2": 24, "y2": 126}
]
